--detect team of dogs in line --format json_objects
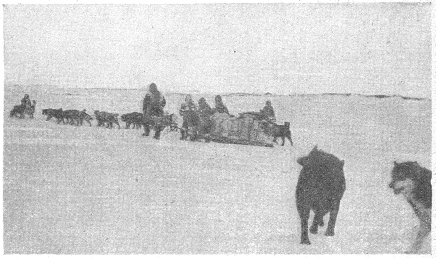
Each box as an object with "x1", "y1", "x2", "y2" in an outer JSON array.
[{"x1": 9, "y1": 103, "x2": 432, "y2": 253}]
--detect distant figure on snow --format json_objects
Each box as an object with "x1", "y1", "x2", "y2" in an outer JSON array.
[{"x1": 142, "y1": 83, "x2": 166, "y2": 140}]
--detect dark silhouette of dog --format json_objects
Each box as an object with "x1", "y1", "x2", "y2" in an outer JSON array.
[
  {"x1": 271, "y1": 122, "x2": 293, "y2": 146},
  {"x1": 94, "y1": 110, "x2": 120, "y2": 129},
  {"x1": 42, "y1": 108, "x2": 64, "y2": 123},
  {"x1": 295, "y1": 145, "x2": 346, "y2": 245},
  {"x1": 121, "y1": 112, "x2": 143, "y2": 129},
  {"x1": 10, "y1": 105, "x2": 26, "y2": 118},
  {"x1": 62, "y1": 110, "x2": 82, "y2": 125},
  {"x1": 79, "y1": 109, "x2": 93, "y2": 126},
  {"x1": 389, "y1": 161, "x2": 431, "y2": 253}
]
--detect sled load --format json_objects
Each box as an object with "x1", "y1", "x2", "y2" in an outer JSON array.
[
  {"x1": 210, "y1": 112, "x2": 277, "y2": 147},
  {"x1": 182, "y1": 111, "x2": 277, "y2": 147}
]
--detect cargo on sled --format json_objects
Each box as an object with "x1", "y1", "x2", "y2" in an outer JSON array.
[{"x1": 206, "y1": 112, "x2": 276, "y2": 148}]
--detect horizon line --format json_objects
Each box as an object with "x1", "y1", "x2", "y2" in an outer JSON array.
[{"x1": 5, "y1": 84, "x2": 430, "y2": 100}]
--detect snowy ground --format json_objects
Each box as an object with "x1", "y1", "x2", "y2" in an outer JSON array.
[{"x1": 3, "y1": 86, "x2": 432, "y2": 254}]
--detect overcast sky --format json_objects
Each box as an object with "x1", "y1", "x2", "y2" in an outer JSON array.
[{"x1": 3, "y1": 3, "x2": 431, "y2": 97}]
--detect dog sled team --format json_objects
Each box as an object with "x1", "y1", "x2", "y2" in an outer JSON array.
[
  {"x1": 14, "y1": 83, "x2": 292, "y2": 146},
  {"x1": 136, "y1": 83, "x2": 293, "y2": 145},
  {"x1": 8, "y1": 83, "x2": 431, "y2": 253}
]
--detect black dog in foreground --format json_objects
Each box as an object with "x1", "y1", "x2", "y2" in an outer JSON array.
[
  {"x1": 389, "y1": 161, "x2": 431, "y2": 253},
  {"x1": 295, "y1": 146, "x2": 346, "y2": 245}
]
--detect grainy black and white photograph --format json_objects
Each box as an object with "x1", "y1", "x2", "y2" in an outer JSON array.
[{"x1": 3, "y1": 1, "x2": 432, "y2": 254}]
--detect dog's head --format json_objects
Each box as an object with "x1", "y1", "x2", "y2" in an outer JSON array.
[
  {"x1": 389, "y1": 161, "x2": 429, "y2": 196},
  {"x1": 297, "y1": 145, "x2": 345, "y2": 169},
  {"x1": 120, "y1": 114, "x2": 127, "y2": 122},
  {"x1": 42, "y1": 109, "x2": 48, "y2": 115}
]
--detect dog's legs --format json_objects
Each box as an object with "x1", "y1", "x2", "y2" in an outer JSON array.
[
  {"x1": 325, "y1": 199, "x2": 341, "y2": 236},
  {"x1": 297, "y1": 203, "x2": 311, "y2": 245},
  {"x1": 310, "y1": 211, "x2": 321, "y2": 234},
  {"x1": 286, "y1": 131, "x2": 293, "y2": 146},
  {"x1": 180, "y1": 128, "x2": 187, "y2": 140},
  {"x1": 310, "y1": 207, "x2": 327, "y2": 234},
  {"x1": 273, "y1": 136, "x2": 278, "y2": 143},
  {"x1": 281, "y1": 136, "x2": 286, "y2": 146},
  {"x1": 407, "y1": 220, "x2": 431, "y2": 253}
]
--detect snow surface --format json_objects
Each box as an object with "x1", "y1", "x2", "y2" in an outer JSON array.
[{"x1": 3, "y1": 86, "x2": 432, "y2": 254}]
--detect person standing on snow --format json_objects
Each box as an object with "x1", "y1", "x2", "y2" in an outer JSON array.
[
  {"x1": 142, "y1": 83, "x2": 166, "y2": 140},
  {"x1": 197, "y1": 97, "x2": 213, "y2": 140},
  {"x1": 179, "y1": 94, "x2": 199, "y2": 140}
]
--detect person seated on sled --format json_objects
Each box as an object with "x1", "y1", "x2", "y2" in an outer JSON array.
[
  {"x1": 212, "y1": 95, "x2": 229, "y2": 115},
  {"x1": 142, "y1": 83, "x2": 166, "y2": 140},
  {"x1": 260, "y1": 100, "x2": 276, "y2": 123},
  {"x1": 179, "y1": 94, "x2": 199, "y2": 140},
  {"x1": 198, "y1": 97, "x2": 212, "y2": 117},
  {"x1": 257, "y1": 100, "x2": 276, "y2": 132},
  {"x1": 210, "y1": 95, "x2": 231, "y2": 137},
  {"x1": 21, "y1": 94, "x2": 31, "y2": 109},
  {"x1": 198, "y1": 97, "x2": 213, "y2": 139}
]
